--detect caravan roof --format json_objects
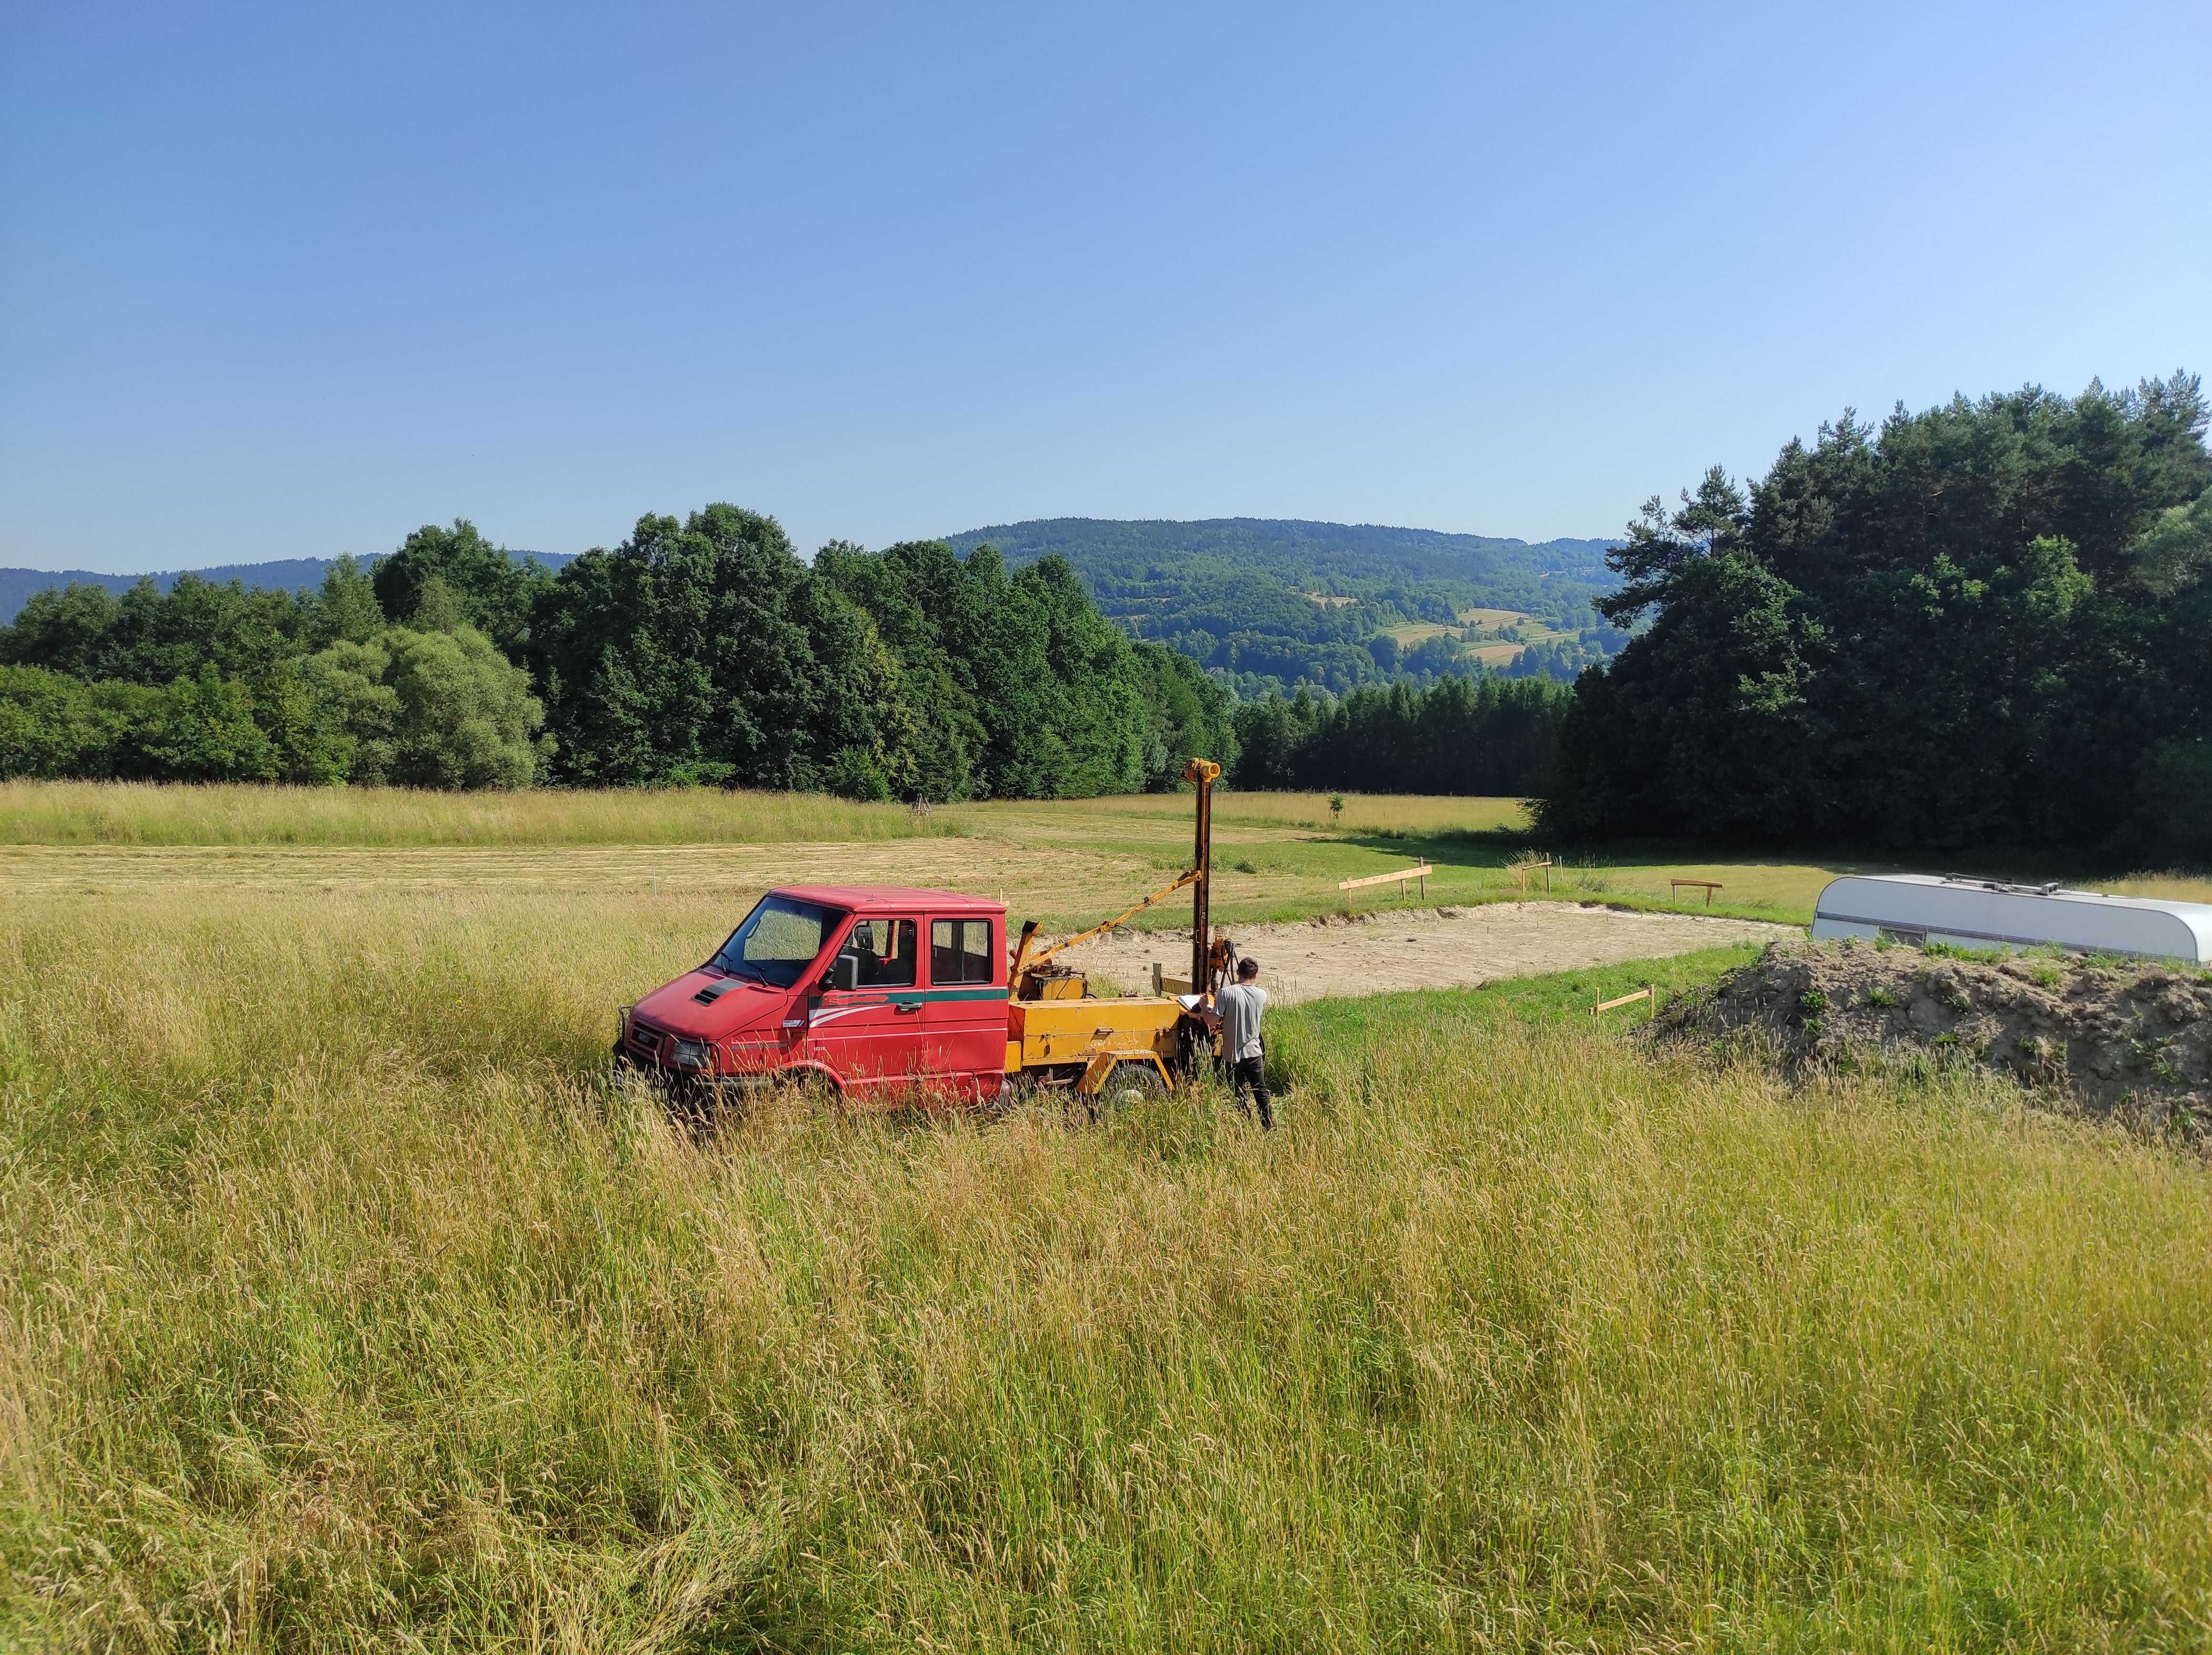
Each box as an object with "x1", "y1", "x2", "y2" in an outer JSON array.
[{"x1": 1811, "y1": 874, "x2": 2212, "y2": 963}]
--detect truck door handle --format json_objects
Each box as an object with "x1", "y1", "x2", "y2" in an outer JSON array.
[{"x1": 894, "y1": 1002, "x2": 922, "y2": 1014}]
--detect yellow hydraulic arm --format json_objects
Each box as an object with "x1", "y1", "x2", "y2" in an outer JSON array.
[
  {"x1": 1016, "y1": 868, "x2": 1201, "y2": 976},
  {"x1": 1009, "y1": 757, "x2": 1223, "y2": 990}
]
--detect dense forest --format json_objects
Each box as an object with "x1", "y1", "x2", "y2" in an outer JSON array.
[
  {"x1": 0, "y1": 512, "x2": 1235, "y2": 798},
  {"x1": 1541, "y1": 374, "x2": 2212, "y2": 861},
  {"x1": 1229, "y1": 676, "x2": 1568, "y2": 796},
  {"x1": 946, "y1": 518, "x2": 1626, "y2": 695}
]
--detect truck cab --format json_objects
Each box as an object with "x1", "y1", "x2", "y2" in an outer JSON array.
[{"x1": 619, "y1": 885, "x2": 1009, "y2": 1103}]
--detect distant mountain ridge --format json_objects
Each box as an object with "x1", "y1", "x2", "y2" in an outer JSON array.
[
  {"x1": 0, "y1": 552, "x2": 573, "y2": 624},
  {"x1": 940, "y1": 516, "x2": 1622, "y2": 695},
  {"x1": 944, "y1": 516, "x2": 1617, "y2": 592}
]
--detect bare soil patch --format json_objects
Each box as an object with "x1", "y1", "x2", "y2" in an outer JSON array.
[
  {"x1": 1055, "y1": 902, "x2": 1797, "y2": 1003},
  {"x1": 1658, "y1": 939, "x2": 2212, "y2": 1137}
]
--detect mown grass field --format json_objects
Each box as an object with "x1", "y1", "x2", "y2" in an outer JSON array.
[
  {"x1": 1378, "y1": 612, "x2": 1572, "y2": 668},
  {"x1": 0, "y1": 779, "x2": 959, "y2": 847},
  {"x1": 4, "y1": 783, "x2": 2211, "y2": 1648},
  {"x1": 7, "y1": 780, "x2": 2199, "y2": 930}
]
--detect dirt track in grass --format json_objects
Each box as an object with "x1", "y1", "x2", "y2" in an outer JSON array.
[{"x1": 1054, "y1": 902, "x2": 1801, "y2": 1003}]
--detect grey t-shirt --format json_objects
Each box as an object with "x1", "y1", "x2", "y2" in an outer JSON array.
[{"x1": 1216, "y1": 982, "x2": 1268, "y2": 1062}]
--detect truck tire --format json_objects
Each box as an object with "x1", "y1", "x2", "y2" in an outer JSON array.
[
  {"x1": 1094, "y1": 1059, "x2": 1166, "y2": 1114},
  {"x1": 774, "y1": 1068, "x2": 840, "y2": 1110}
]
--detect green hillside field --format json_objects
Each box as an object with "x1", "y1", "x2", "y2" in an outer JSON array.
[{"x1": 944, "y1": 517, "x2": 1629, "y2": 695}]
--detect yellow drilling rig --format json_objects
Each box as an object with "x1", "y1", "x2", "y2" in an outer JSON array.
[{"x1": 1001, "y1": 758, "x2": 1235, "y2": 1097}]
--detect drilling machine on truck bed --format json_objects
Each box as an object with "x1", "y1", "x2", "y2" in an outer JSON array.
[{"x1": 1000, "y1": 758, "x2": 1233, "y2": 1096}]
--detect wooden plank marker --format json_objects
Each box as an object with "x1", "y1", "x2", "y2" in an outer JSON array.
[
  {"x1": 1337, "y1": 863, "x2": 1433, "y2": 907},
  {"x1": 1511, "y1": 856, "x2": 1554, "y2": 894},
  {"x1": 1592, "y1": 985, "x2": 1655, "y2": 1021},
  {"x1": 1670, "y1": 878, "x2": 1723, "y2": 906}
]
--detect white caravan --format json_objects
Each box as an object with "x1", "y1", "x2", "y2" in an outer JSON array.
[{"x1": 1811, "y1": 874, "x2": 2212, "y2": 964}]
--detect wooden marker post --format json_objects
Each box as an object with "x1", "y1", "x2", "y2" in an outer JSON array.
[
  {"x1": 1337, "y1": 864, "x2": 1435, "y2": 909},
  {"x1": 1512, "y1": 857, "x2": 1554, "y2": 895}
]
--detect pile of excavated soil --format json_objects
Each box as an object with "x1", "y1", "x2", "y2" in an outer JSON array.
[
  {"x1": 1053, "y1": 902, "x2": 1798, "y2": 1006},
  {"x1": 1657, "y1": 939, "x2": 2212, "y2": 1136}
]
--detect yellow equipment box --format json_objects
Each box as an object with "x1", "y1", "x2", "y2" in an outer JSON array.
[{"x1": 1005, "y1": 992, "x2": 1183, "y2": 1073}]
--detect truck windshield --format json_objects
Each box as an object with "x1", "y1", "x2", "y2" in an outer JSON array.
[{"x1": 708, "y1": 896, "x2": 843, "y2": 988}]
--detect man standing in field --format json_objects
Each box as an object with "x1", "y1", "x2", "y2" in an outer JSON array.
[{"x1": 1212, "y1": 957, "x2": 1274, "y2": 1130}]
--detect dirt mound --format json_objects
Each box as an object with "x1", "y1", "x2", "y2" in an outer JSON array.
[{"x1": 1658, "y1": 939, "x2": 2212, "y2": 1135}]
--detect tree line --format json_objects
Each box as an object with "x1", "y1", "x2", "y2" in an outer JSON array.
[
  {"x1": 1539, "y1": 373, "x2": 2212, "y2": 863},
  {"x1": 0, "y1": 509, "x2": 1235, "y2": 797},
  {"x1": 1229, "y1": 675, "x2": 1569, "y2": 795},
  {"x1": 39, "y1": 369, "x2": 2183, "y2": 837}
]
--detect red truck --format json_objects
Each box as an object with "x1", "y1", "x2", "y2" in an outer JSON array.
[
  {"x1": 618, "y1": 884, "x2": 1015, "y2": 1102},
  {"x1": 617, "y1": 760, "x2": 1233, "y2": 1107}
]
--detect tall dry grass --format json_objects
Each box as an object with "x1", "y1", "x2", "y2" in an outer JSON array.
[
  {"x1": 2109, "y1": 871, "x2": 2212, "y2": 906},
  {"x1": 1005, "y1": 789, "x2": 1532, "y2": 836},
  {"x1": 0, "y1": 779, "x2": 961, "y2": 846},
  {"x1": 0, "y1": 779, "x2": 1532, "y2": 848},
  {"x1": 2, "y1": 883, "x2": 2209, "y2": 1648}
]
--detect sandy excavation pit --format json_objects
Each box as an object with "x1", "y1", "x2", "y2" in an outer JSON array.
[{"x1": 1054, "y1": 902, "x2": 1800, "y2": 1004}]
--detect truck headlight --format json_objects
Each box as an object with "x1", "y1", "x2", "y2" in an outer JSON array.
[{"x1": 671, "y1": 1039, "x2": 712, "y2": 1070}]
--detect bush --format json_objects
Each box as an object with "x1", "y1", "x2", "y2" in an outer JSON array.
[
  {"x1": 136, "y1": 666, "x2": 277, "y2": 781},
  {"x1": 0, "y1": 664, "x2": 293, "y2": 783},
  {"x1": 0, "y1": 627, "x2": 549, "y2": 792},
  {"x1": 0, "y1": 666, "x2": 145, "y2": 778},
  {"x1": 307, "y1": 627, "x2": 549, "y2": 789}
]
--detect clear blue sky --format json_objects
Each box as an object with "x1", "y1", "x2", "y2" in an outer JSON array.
[{"x1": 4, "y1": 0, "x2": 2206, "y2": 573}]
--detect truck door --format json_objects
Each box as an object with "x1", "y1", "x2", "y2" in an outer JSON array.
[
  {"x1": 807, "y1": 917, "x2": 924, "y2": 1096},
  {"x1": 926, "y1": 915, "x2": 1006, "y2": 1098}
]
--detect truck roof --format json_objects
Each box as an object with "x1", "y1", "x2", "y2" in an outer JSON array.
[{"x1": 771, "y1": 884, "x2": 1005, "y2": 916}]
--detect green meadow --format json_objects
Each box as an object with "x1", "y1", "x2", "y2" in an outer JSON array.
[{"x1": 1, "y1": 785, "x2": 2208, "y2": 1648}]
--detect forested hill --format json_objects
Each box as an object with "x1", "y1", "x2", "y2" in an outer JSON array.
[
  {"x1": 942, "y1": 517, "x2": 1623, "y2": 695},
  {"x1": 0, "y1": 552, "x2": 572, "y2": 624}
]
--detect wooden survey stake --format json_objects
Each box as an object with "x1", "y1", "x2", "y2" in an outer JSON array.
[
  {"x1": 1337, "y1": 864, "x2": 1432, "y2": 905},
  {"x1": 1592, "y1": 985, "x2": 1655, "y2": 1021}
]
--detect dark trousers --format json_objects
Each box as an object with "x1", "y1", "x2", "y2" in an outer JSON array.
[{"x1": 1231, "y1": 1054, "x2": 1274, "y2": 1130}]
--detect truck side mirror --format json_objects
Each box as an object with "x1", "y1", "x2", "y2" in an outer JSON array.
[{"x1": 827, "y1": 954, "x2": 859, "y2": 993}]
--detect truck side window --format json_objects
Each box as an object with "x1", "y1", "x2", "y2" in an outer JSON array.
[
  {"x1": 961, "y1": 919, "x2": 993, "y2": 983},
  {"x1": 932, "y1": 919, "x2": 995, "y2": 985},
  {"x1": 843, "y1": 919, "x2": 916, "y2": 988}
]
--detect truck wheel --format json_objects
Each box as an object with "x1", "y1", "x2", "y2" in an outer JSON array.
[
  {"x1": 775, "y1": 1069, "x2": 839, "y2": 1111},
  {"x1": 1094, "y1": 1060, "x2": 1166, "y2": 1114}
]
